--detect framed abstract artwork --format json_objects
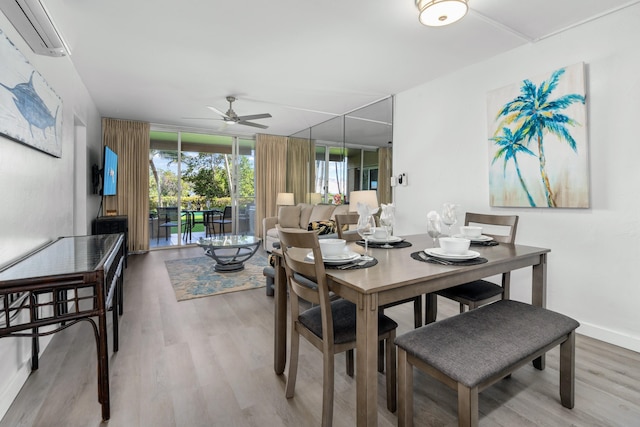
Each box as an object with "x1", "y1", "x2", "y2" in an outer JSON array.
[
  {"x1": 0, "y1": 29, "x2": 63, "y2": 158},
  {"x1": 486, "y1": 62, "x2": 589, "y2": 208}
]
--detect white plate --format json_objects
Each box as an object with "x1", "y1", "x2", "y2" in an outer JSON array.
[
  {"x1": 369, "y1": 236, "x2": 404, "y2": 244},
  {"x1": 307, "y1": 251, "x2": 361, "y2": 265},
  {"x1": 424, "y1": 248, "x2": 480, "y2": 261},
  {"x1": 453, "y1": 234, "x2": 493, "y2": 242}
]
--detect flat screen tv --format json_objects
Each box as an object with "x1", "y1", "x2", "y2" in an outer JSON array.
[{"x1": 102, "y1": 146, "x2": 118, "y2": 196}]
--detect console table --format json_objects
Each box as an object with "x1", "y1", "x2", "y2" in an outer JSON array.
[
  {"x1": 93, "y1": 215, "x2": 128, "y2": 267},
  {"x1": 0, "y1": 234, "x2": 125, "y2": 421}
]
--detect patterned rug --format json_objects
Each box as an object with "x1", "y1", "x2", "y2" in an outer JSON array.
[{"x1": 165, "y1": 253, "x2": 268, "y2": 301}]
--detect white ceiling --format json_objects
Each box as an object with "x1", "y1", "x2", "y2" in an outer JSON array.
[{"x1": 38, "y1": 0, "x2": 637, "y2": 139}]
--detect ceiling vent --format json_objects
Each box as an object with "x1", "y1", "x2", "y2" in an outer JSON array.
[{"x1": 0, "y1": 0, "x2": 69, "y2": 57}]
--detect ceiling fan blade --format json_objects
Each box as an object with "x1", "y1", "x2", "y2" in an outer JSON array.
[
  {"x1": 235, "y1": 113, "x2": 272, "y2": 121},
  {"x1": 183, "y1": 117, "x2": 224, "y2": 120},
  {"x1": 238, "y1": 121, "x2": 269, "y2": 129},
  {"x1": 207, "y1": 105, "x2": 228, "y2": 118}
]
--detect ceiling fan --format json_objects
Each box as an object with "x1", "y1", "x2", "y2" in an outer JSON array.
[{"x1": 206, "y1": 96, "x2": 272, "y2": 129}]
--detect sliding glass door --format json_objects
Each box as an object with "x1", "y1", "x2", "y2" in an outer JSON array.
[{"x1": 149, "y1": 130, "x2": 255, "y2": 249}]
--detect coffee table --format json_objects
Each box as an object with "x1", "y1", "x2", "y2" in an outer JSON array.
[{"x1": 197, "y1": 235, "x2": 262, "y2": 272}]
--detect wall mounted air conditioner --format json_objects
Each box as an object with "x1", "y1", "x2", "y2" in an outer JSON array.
[{"x1": 0, "y1": 0, "x2": 70, "y2": 57}]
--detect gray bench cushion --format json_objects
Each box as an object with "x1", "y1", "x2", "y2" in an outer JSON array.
[{"x1": 394, "y1": 300, "x2": 579, "y2": 388}]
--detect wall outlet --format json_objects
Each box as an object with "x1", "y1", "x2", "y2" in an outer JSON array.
[{"x1": 398, "y1": 173, "x2": 408, "y2": 186}]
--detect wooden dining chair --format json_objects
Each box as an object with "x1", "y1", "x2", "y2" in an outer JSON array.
[
  {"x1": 335, "y1": 212, "x2": 422, "y2": 374},
  {"x1": 279, "y1": 229, "x2": 397, "y2": 426},
  {"x1": 334, "y1": 213, "x2": 361, "y2": 242},
  {"x1": 335, "y1": 213, "x2": 422, "y2": 328},
  {"x1": 426, "y1": 212, "x2": 519, "y2": 324}
]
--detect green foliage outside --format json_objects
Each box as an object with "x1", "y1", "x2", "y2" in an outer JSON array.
[{"x1": 149, "y1": 151, "x2": 255, "y2": 217}]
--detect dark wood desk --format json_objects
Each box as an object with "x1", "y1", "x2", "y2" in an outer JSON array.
[
  {"x1": 272, "y1": 234, "x2": 549, "y2": 426},
  {"x1": 0, "y1": 234, "x2": 125, "y2": 421}
]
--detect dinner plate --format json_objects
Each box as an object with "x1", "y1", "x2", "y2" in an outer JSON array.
[
  {"x1": 368, "y1": 236, "x2": 404, "y2": 244},
  {"x1": 453, "y1": 234, "x2": 493, "y2": 242},
  {"x1": 424, "y1": 248, "x2": 480, "y2": 261},
  {"x1": 307, "y1": 251, "x2": 361, "y2": 265}
]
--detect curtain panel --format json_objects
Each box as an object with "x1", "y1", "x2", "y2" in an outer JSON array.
[
  {"x1": 287, "y1": 137, "x2": 315, "y2": 206},
  {"x1": 102, "y1": 118, "x2": 150, "y2": 252},
  {"x1": 255, "y1": 134, "x2": 288, "y2": 239},
  {"x1": 378, "y1": 146, "x2": 392, "y2": 205}
]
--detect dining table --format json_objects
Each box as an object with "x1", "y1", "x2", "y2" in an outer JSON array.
[{"x1": 272, "y1": 233, "x2": 550, "y2": 427}]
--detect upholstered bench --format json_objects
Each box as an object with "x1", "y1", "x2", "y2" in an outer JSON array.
[
  {"x1": 395, "y1": 299, "x2": 579, "y2": 427},
  {"x1": 263, "y1": 266, "x2": 275, "y2": 296}
]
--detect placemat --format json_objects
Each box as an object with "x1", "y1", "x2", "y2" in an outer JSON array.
[
  {"x1": 410, "y1": 251, "x2": 488, "y2": 266},
  {"x1": 325, "y1": 258, "x2": 378, "y2": 270},
  {"x1": 471, "y1": 240, "x2": 499, "y2": 247},
  {"x1": 356, "y1": 240, "x2": 412, "y2": 249}
]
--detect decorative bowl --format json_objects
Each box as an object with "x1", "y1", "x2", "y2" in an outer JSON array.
[
  {"x1": 439, "y1": 237, "x2": 470, "y2": 255},
  {"x1": 319, "y1": 238, "x2": 347, "y2": 257}
]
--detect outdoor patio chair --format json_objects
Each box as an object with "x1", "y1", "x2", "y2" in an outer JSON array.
[
  {"x1": 211, "y1": 206, "x2": 232, "y2": 236},
  {"x1": 156, "y1": 207, "x2": 188, "y2": 243}
]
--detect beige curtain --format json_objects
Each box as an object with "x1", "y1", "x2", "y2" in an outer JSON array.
[
  {"x1": 287, "y1": 137, "x2": 315, "y2": 206},
  {"x1": 378, "y1": 146, "x2": 392, "y2": 205},
  {"x1": 102, "y1": 118, "x2": 150, "y2": 252},
  {"x1": 255, "y1": 134, "x2": 288, "y2": 238}
]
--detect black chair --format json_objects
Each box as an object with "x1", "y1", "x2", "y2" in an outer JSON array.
[
  {"x1": 156, "y1": 207, "x2": 188, "y2": 243},
  {"x1": 211, "y1": 206, "x2": 232, "y2": 236},
  {"x1": 425, "y1": 212, "x2": 519, "y2": 323},
  {"x1": 203, "y1": 209, "x2": 223, "y2": 237}
]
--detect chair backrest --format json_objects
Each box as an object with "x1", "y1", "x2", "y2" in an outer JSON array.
[
  {"x1": 158, "y1": 206, "x2": 179, "y2": 222},
  {"x1": 222, "y1": 206, "x2": 232, "y2": 220},
  {"x1": 334, "y1": 213, "x2": 361, "y2": 242},
  {"x1": 464, "y1": 213, "x2": 518, "y2": 244},
  {"x1": 278, "y1": 228, "x2": 335, "y2": 340}
]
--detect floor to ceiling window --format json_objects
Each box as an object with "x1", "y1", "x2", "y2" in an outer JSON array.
[{"x1": 149, "y1": 129, "x2": 255, "y2": 249}]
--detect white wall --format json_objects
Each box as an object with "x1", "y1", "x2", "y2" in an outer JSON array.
[
  {"x1": 393, "y1": 5, "x2": 640, "y2": 352},
  {"x1": 0, "y1": 15, "x2": 102, "y2": 418}
]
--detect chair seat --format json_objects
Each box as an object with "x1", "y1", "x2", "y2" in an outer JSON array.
[
  {"x1": 436, "y1": 280, "x2": 503, "y2": 302},
  {"x1": 299, "y1": 299, "x2": 398, "y2": 345},
  {"x1": 395, "y1": 300, "x2": 580, "y2": 388}
]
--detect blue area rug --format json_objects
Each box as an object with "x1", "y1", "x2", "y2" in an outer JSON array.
[{"x1": 165, "y1": 253, "x2": 268, "y2": 301}]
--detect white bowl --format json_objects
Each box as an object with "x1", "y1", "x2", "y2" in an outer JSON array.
[
  {"x1": 319, "y1": 238, "x2": 347, "y2": 257},
  {"x1": 373, "y1": 227, "x2": 387, "y2": 239},
  {"x1": 460, "y1": 226, "x2": 482, "y2": 238},
  {"x1": 439, "y1": 237, "x2": 470, "y2": 255}
]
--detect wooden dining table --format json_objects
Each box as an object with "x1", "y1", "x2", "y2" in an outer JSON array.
[{"x1": 272, "y1": 233, "x2": 550, "y2": 427}]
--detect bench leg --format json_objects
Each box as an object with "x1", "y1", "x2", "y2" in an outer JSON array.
[
  {"x1": 397, "y1": 348, "x2": 413, "y2": 427},
  {"x1": 560, "y1": 330, "x2": 576, "y2": 409},
  {"x1": 457, "y1": 383, "x2": 479, "y2": 427}
]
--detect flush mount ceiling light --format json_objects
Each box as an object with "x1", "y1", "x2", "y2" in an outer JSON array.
[{"x1": 416, "y1": 0, "x2": 469, "y2": 27}]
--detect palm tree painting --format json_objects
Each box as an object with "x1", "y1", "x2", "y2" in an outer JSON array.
[{"x1": 487, "y1": 63, "x2": 589, "y2": 208}]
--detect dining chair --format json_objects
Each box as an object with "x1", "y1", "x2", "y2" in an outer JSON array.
[
  {"x1": 211, "y1": 206, "x2": 232, "y2": 236},
  {"x1": 335, "y1": 213, "x2": 422, "y2": 328},
  {"x1": 335, "y1": 213, "x2": 422, "y2": 375},
  {"x1": 334, "y1": 213, "x2": 361, "y2": 242},
  {"x1": 278, "y1": 229, "x2": 397, "y2": 426},
  {"x1": 426, "y1": 212, "x2": 519, "y2": 323}
]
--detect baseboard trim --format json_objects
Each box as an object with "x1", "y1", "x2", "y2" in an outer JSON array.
[{"x1": 578, "y1": 322, "x2": 640, "y2": 353}]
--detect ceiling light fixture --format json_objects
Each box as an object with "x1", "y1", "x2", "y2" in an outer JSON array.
[{"x1": 416, "y1": 0, "x2": 469, "y2": 27}]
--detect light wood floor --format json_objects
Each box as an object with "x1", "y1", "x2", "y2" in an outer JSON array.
[{"x1": 1, "y1": 247, "x2": 639, "y2": 427}]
